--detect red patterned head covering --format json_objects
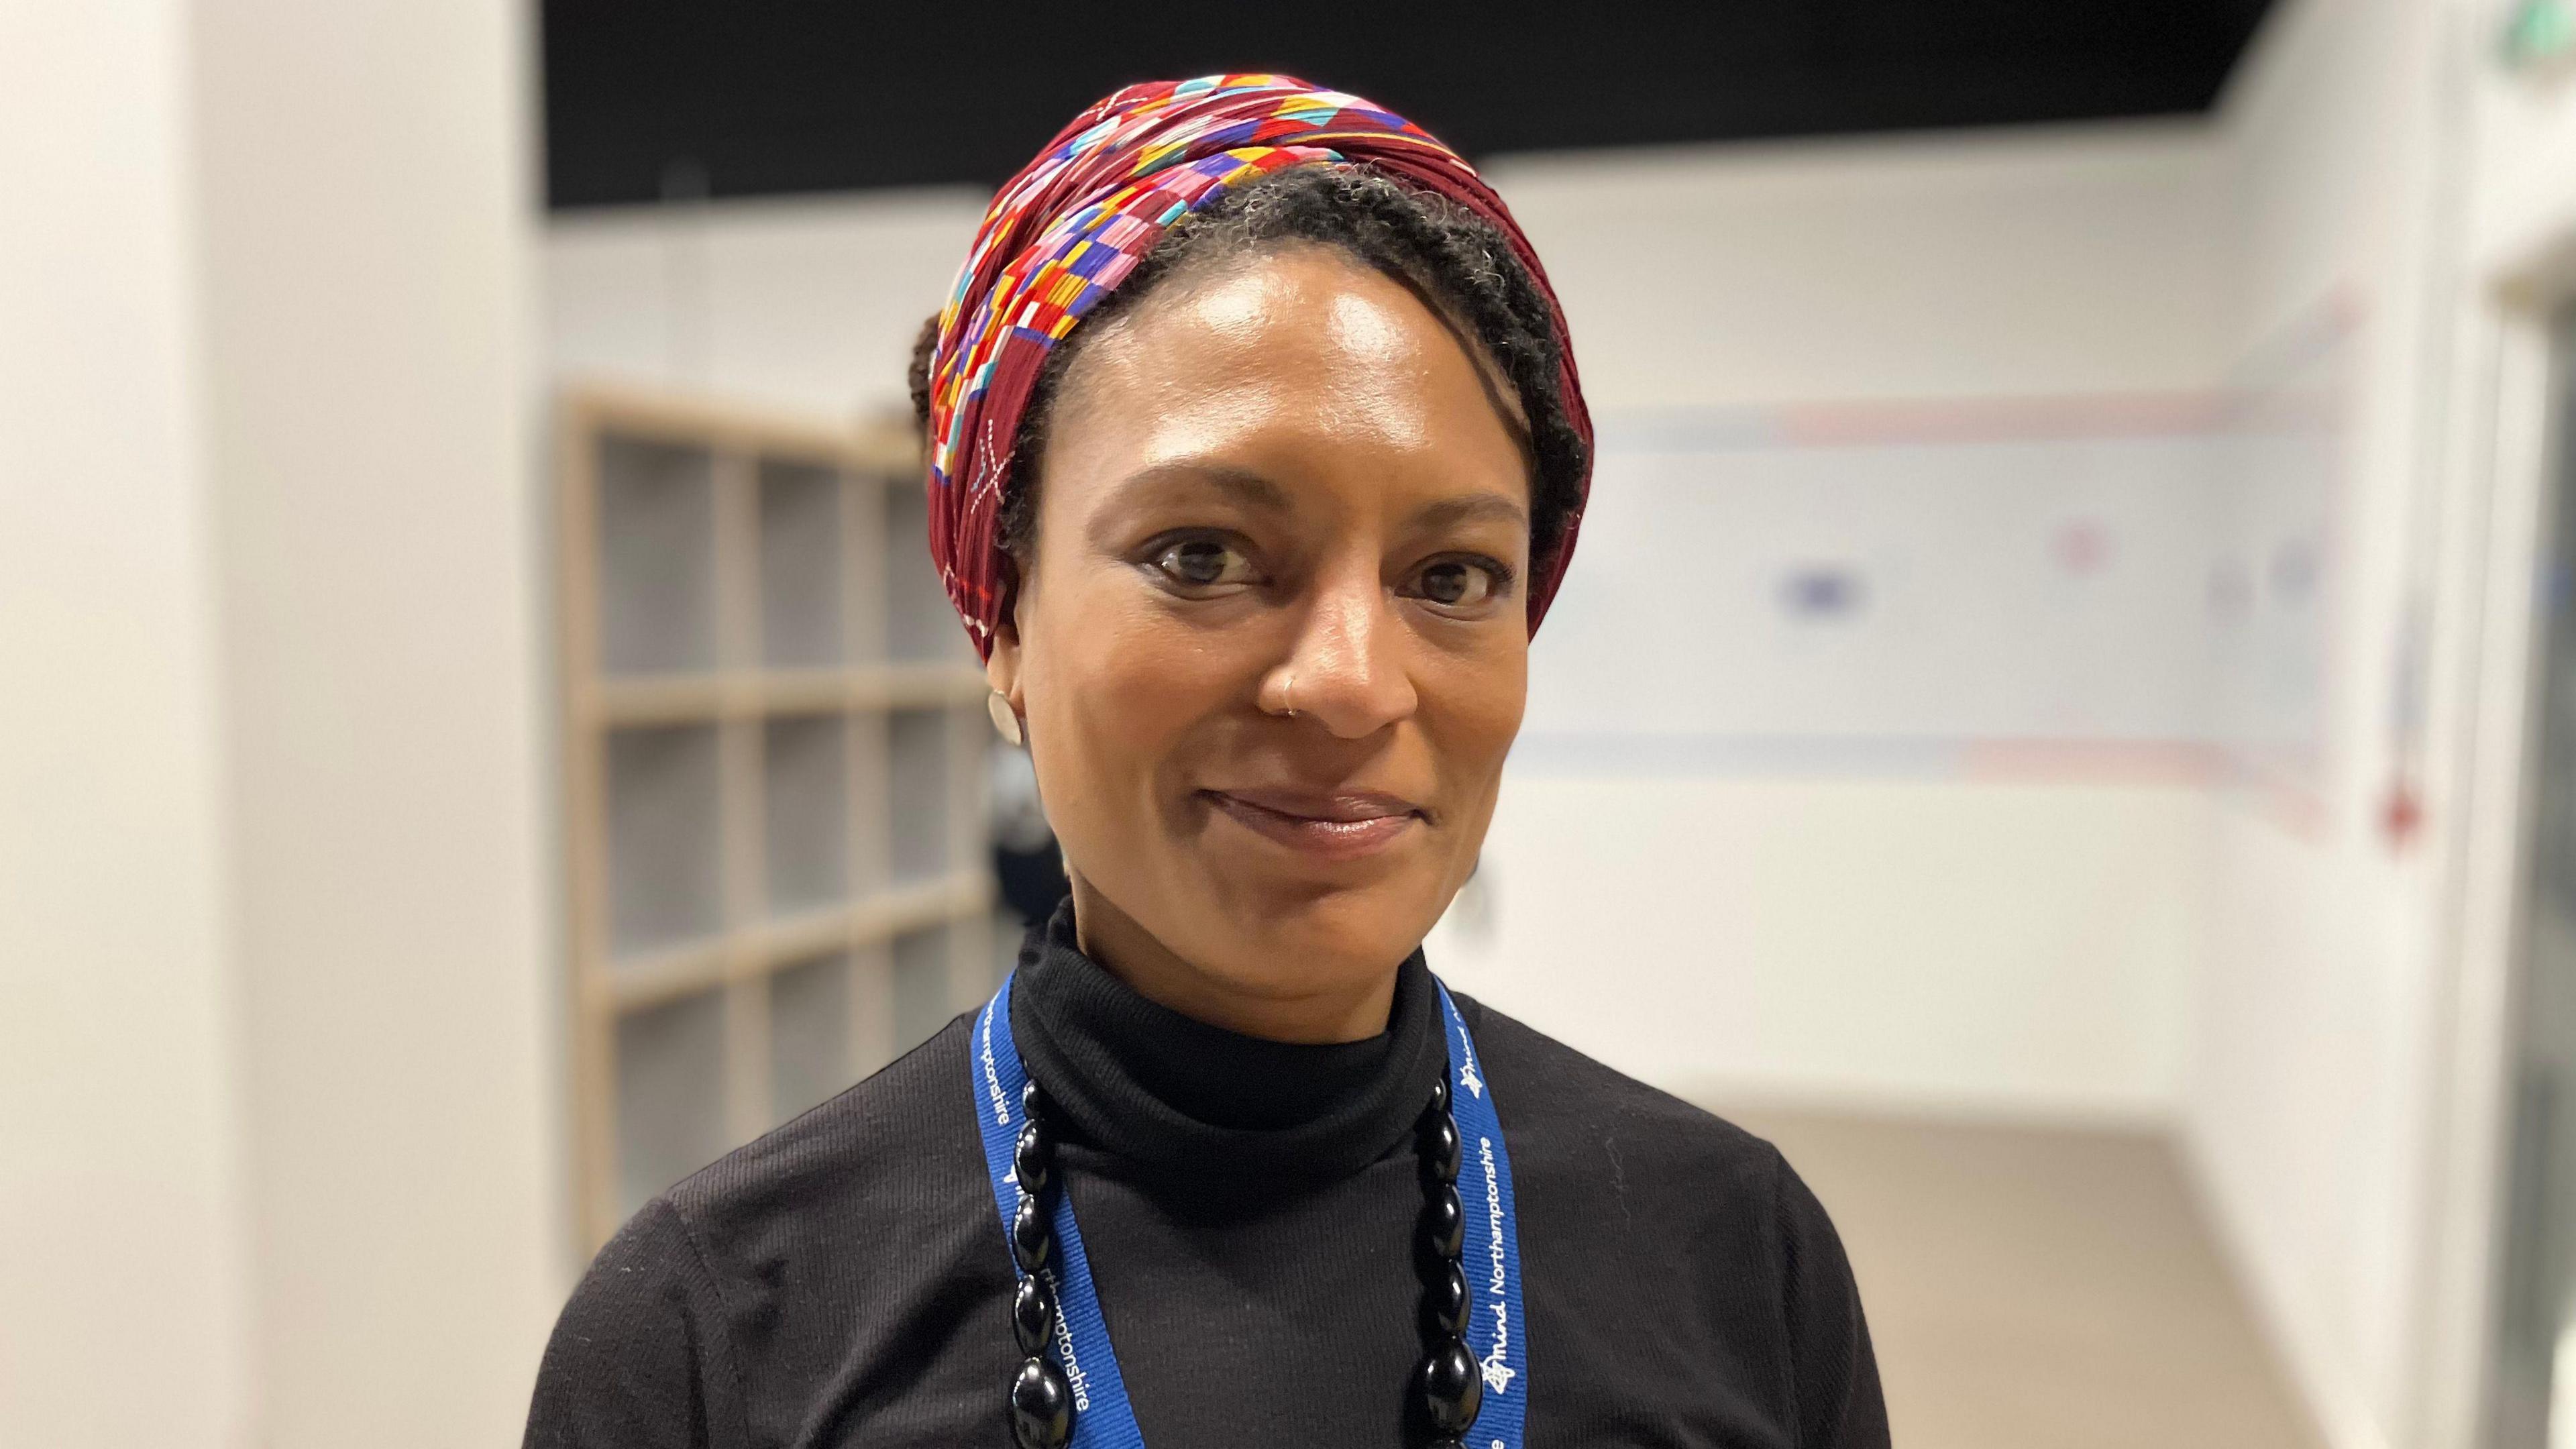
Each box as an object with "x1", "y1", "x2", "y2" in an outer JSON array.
[{"x1": 922, "y1": 72, "x2": 1591, "y2": 659}]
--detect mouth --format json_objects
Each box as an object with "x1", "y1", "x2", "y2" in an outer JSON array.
[{"x1": 1198, "y1": 787, "x2": 1428, "y2": 862}]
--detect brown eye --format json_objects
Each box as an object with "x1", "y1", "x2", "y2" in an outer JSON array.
[
  {"x1": 1152, "y1": 537, "x2": 1254, "y2": 590},
  {"x1": 1413, "y1": 559, "x2": 1499, "y2": 609}
]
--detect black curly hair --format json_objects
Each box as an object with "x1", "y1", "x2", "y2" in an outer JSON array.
[{"x1": 908, "y1": 162, "x2": 1585, "y2": 576}]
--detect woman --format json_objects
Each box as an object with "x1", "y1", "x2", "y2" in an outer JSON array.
[{"x1": 527, "y1": 74, "x2": 1886, "y2": 1449}]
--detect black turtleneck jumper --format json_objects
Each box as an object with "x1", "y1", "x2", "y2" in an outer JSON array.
[{"x1": 525, "y1": 906, "x2": 1888, "y2": 1448}]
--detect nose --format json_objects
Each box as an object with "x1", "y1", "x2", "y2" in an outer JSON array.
[{"x1": 1271, "y1": 557, "x2": 1417, "y2": 739}]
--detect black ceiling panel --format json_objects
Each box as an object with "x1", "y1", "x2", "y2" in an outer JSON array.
[{"x1": 541, "y1": 0, "x2": 2276, "y2": 211}]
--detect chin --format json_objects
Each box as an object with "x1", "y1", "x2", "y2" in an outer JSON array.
[{"x1": 1201, "y1": 877, "x2": 1444, "y2": 993}]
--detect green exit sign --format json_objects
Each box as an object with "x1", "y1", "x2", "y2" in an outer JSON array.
[{"x1": 2503, "y1": 0, "x2": 2576, "y2": 71}]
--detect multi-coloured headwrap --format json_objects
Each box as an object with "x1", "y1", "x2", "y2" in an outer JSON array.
[{"x1": 922, "y1": 73, "x2": 1591, "y2": 659}]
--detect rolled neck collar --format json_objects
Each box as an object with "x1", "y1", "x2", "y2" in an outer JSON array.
[{"x1": 1006, "y1": 898, "x2": 1443, "y2": 1185}]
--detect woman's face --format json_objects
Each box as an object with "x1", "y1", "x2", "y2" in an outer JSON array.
[{"x1": 985, "y1": 244, "x2": 1532, "y2": 1040}]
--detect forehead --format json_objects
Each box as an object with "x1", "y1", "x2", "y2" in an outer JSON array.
[{"x1": 1041, "y1": 246, "x2": 1530, "y2": 500}]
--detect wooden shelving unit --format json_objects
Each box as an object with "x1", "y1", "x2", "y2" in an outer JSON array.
[{"x1": 557, "y1": 383, "x2": 996, "y2": 1250}]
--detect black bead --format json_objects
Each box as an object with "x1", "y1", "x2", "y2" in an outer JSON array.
[
  {"x1": 1014, "y1": 1121, "x2": 1053, "y2": 1195},
  {"x1": 1416, "y1": 1112, "x2": 1461, "y2": 1186},
  {"x1": 1011, "y1": 1274, "x2": 1058, "y2": 1357},
  {"x1": 1420, "y1": 1258, "x2": 1470, "y2": 1339},
  {"x1": 1415, "y1": 1183, "x2": 1464, "y2": 1273},
  {"x1": 1008, "y1": 1356, "x2": 1072, "y2": 1449},
  {"x1": 1417, "y1": 1336, "x2": 1484, "y2": 1434},
  {"x1": 1010, "y1": 1193, "x2": 1053, "y2": 1275},
  {"x1": 1020, "y1": 1078, "x2": 1046, "y2": 1123},
  {"x1": 1427, "y1": 1072, "x2": 1450, "y2": 1114}
]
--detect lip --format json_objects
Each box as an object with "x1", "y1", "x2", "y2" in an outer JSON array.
[{"x1": 1199, "y1": 788, "x2": 1428, "y2": 862}]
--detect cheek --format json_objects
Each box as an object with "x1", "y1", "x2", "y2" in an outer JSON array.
[
  {"x1": 1419, "y1": 635, "x2": 1527, "y2": 847},
  {"x1": 1018, "y1": 578, "x2": 1238, "y2": 826},
  {"x1": 1444, "y1": 666, "x2": 1523, "y2": 908},
  {"x1": 1434, "y1": 637, "x2": 1527, "y2": 765}
]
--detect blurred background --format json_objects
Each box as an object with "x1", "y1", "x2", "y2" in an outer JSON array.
[{"x1": 7, "y1": 1, "x2": 2576, "y2": 1446}]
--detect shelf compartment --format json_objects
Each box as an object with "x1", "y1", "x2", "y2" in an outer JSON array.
[
  {"x1": 606, "y1": 723, "x2": 724, "y2": 959},
  {"x1": 762, "y1": 713, "x2": 849, "y2": 917},
  {"x1": 892, "y1": 925, "x2": 954, "y2": 1053},
  {"x1": 592, "y1": 664, "x2": 987, "y2": 727},
  {"x1": 767, "y1": 951, "x2": 851, "y2": 1124},
  {"x1": 598, "y1": 871, "x2": 994, "y2": 1014},
  {"x1": 945, "y1": 909, "x2": 1000, "y2": 1013},
  {"x1": 848, "y1": 941, "x2": 896, "y2": 1079},
  {"x1": 563, "y1": 386, "x2": 999, "y2": 1254},
  {"x1": 888, "y1": 708, "x2": 952, "y2": 886},
  {"x1": 614, "y1": 987, "x2": 731, "y2": 1218},
  {"x1": 596, "y1": 435, "x2": 720, "y2": 676},
  {"x1": 944, "y1": 706, "x2": 991, "y2": 879},
  {"x1": 883, "y1": 481, "x2": 967, "y2": 663},
  {"x1": 759, "y1": 460, "x2": 846, "y2": 668},
  {"x1": 566, "y1": 384, "x2": 915, "y2": 477},
  {"x1": 848, "y1": 709, "x2": 890, "y2": 900}
]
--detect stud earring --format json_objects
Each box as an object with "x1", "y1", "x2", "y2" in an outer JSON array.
[{"x1": 987, "y1": 688, "x2": 1024, "y2": 747}]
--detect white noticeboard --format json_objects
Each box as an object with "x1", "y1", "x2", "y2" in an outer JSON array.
[{"x1": 1519, "y1": 384, "x2": 2339, "y2": 782}]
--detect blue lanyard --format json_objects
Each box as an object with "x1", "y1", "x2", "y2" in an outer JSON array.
[{"x1": 969, "y1": 971, "x2": 1529, "y2": 1449}]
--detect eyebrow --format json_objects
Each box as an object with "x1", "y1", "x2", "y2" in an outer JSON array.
[
  {"x1": 1106, "y1": 462, "x2": 1527, "y2": 533},
  {"x1": 1410, "y1": 492, "x2": 1529, "y2": 533},
  {"x1": 1110, "y1": 462, "x2": 1293, "y2": 513}
]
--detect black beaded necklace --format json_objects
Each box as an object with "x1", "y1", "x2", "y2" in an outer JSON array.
[{"x1": 1001, "y1": 1068, "x2": 1486, "y2": 1449}]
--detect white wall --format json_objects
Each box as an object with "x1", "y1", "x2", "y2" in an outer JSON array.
[
  {"x1": 2184, "y1": 0, "x2": 2451, "y2": 1443},
  {"x1": 1, "y1": 4, "x2": 559, "y2": 1447},
  {"x1": 1482, "y1": 124, "x2": 2233, "y2": 406},
  {"x1": 549, "y1": 186, "x2": 987, "y2": 420},
  {"x1": 0, "y1": 4, "x2": 249, "y2": 1444},
  {"x1": 2180, "y1": 1, "x2": 2576, "y2": 1446},
  {"x1": 1443, "y1": 132, "x2": 2231, "y2": 1119},
  {"x1": 191, "y1": 3, "x2": 561, "y2": 1444},
  {"x1": 1437, "y1": 777, "x2": 2204, "y2": 1113},
  {"x1": 545, "y1": 122, "x2": 2235, "y2": 1122}
]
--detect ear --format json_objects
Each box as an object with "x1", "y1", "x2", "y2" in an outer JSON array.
[
  {"x1": 983, "y1": 594, "x2": 1025, "y2": 707},
  {"x1": 984, "y1": 624, "x2": 1022, "y2": 703}
]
